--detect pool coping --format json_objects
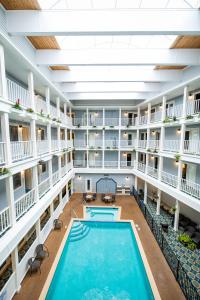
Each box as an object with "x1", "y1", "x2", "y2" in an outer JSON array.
[
  {"x1": 83, "y1": 205, "x2": 122, "y2": 221},
  {"x1": 39, "y1": 218, "x2": 161, "y2": 300}
]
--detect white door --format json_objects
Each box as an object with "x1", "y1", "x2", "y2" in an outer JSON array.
[
  {"x1": 189, "y1": 128, "x2": 199, "y2": 152},
  {"x1": 186, "y1": 163, "x2": 197, "y2": 182},
  {"x1": 166, "y1": 101, "x2": 174, "y2": 117}
]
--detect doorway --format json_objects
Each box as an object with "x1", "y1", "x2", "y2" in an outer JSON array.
[
  {"x1": 85, "y1": 179, "x2": 92, "y2": 192},
  {"x1": 128, "y1": 113, "x2": 133, "y2": 125},
  {"x1": 127, "y1": 153, "x2": 132, "y2": 167},
  {"x1": 128, "y1": 134, "x2": 132, "y2": 146}
]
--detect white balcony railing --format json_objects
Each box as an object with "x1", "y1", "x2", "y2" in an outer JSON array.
[
  {"x1": 88, "y1": 160, "x2": 103, "y2": 168},
  {"x1": 61, "y1": 166, "x2": 67, "y2": 177},
  {"x1": 73, "y1": 160, "x2": 87, "y2": 167},
  {"x1": 37, "y1": 140, "x2": 49, "y2": 155},
  {"x1": 0, "y1": 207, "x2": 10, "y2": 235},
  {"x1": 88, "y1": 118, "x2": 103, "y2": 127},
  {"x1": 166, "y1": 104, "x2": 183, "y2": 119},
  {"x1": 15, "y1": 189, "x2": 36, "y2": 220},
  {"x1": 50, "y1": 105, "x2": 57, "y2": 118},
  {"x1": 73, "y1": 117, "x2": 87, "y2": 126},
  {"x1": 11, "y1": 141, "x2": 33, "y2": 162},
  {"x1": 105, "y1": 140, "x2": 118, "y2": 149},
  {"x1": 138, "y1": 115, "x2": 148, "y2": 125},
  {"x1": 0, "y1": 142, "x2": 6, "y2": 164},
  {"x1": 88, "y1": 140, "x2": 103, "y2": 149},
  {"x1": 51, "y1": 140, "x2": 59, "y2": 152},
  {"x1": 120, "y1": 161, "x2": 134, "y2": 168},
  {"x1": 35, "y1": 96, "x2": 47, "y2": 115},
  {"x1": 181, "y1": 178, "x2": 200, "y2": 199},
  {"x1": 52, "y1": 170, "x2": 59, "y2": 185},
  {"x1": 150, "y1": 111, "x2": 162, "y2": 123},
  {"x1": 147, "y1": 166, "x2": 158, "y2": 179},
  {"x1": 74, "y1": 140, "x2": 87, "y2": 148},
  {"x1": 105, "y1": 118, "x2": 119, "y2": 126},
  {"x1": 68, "y1": 140, "x2": 73, "y2": 148},
  {"x1": 38, "y1": 177, "x2": 50, "y2": 198},
  {"x1": 184, "y1": 140, "x2": 200, "y2": 156},
  {"x1": 121, "y1": 118, "x2": 136, "y2": 127},
  {"x1": 60, "y1": 112, "x2": 67, "y2": 125},
  {"x1": 137, "y1": 162, "x2": 146, "y2": 173},
  {"x1": 120, "y1": 140, "x2": 135, "y2": 148},
  {"x1": 104, "y1": 160, "x2": 118, "y2": 168},
  {"x1": 161, "y1": 171, "x2": 178, "y2": 188},
  {"x1": 148, "y1": 140, "x2": 160, "y2": 150},
  {"x1": 138, "y1": 140, "x2": 147, "y2": 149},
  {"x1": 186, "y1": 99, "x2": 200, "y2": 116},
  {"x1": 7, "y1": 78, "x2": 30, "y2": 108},
  {"x1": 163, "y1": 140, "x2": 180, "y2": 152},
  {"x1": 60, "y1": 140, "x2": 67, "y2": 150}
]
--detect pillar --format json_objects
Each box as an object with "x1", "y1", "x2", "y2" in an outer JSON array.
[
  {"x1": 28, "y1": 72, "x2": 35, "y2": 111},
  {"x1": 174, "y1": 200, "x2": 180, "y2": 231},
  {"x1": 144, "y1": 181, "x2": 147, "y2": 204},
  {"x1": 0, "y1": 44, "x2": 7, "y2": 99},
  {"x1": 156, "y1": 190, "x2": 161, "y2": 215}
]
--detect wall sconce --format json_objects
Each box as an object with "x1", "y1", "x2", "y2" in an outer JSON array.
[
  {"x1": 123, "y1": 152, "x2": 127, "y2": 157},
  {"x1": 78, "y1": 175, "x2": 81, "y2": 180},
  {"x1": 124, "y1": 112, "x2": 128, "y2": 117},
  {"x1": 95, "y1": 152, "x2": 98, "y2": 156},
  {"x1": 94, "y1": 112, "x2": 98, "y2": 117},
  {"x1": 18, "y1": 125, "x2": 23, "y2": 128},
  {"x1": 38, "y1": 127, "x2": 42, "y2": 132},
  {"x1": 125, "y1": 176, "x2": 129, "y2": 180},
  {"x1": 188, "y1": 93, "x2": 194, "y2": 101},
  {"x1": 145, "y1": 110, "x2": 148, "y2": 114},
  {"x1": 151, "y1": 155, "x2": 154, "y2": 160},
  {"x1": 152, "y1": 131, "x2": 155, "y2": 136},
  {"x1": 175, "y1": 161, "x2": 179, "y2": 166},
  {"x1": 123, "y1": 132, "x2": 127, "y2": 136},
  {"x1": 159, "y1": 104, "x2": 162, "y2": 110},
  {"x1": 177, "y1": 128, "x2": 181, "y2": 135},
  {"x1": 95, "y1": 132, "x2": 99, "y2": 136}
]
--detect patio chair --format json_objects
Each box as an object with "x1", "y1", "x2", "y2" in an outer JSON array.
[
  {"x1": 53, "y1": 219, "x2": 63, "y2": 230},
  {"x1": 101, "y1": 194, "x2": 105, "y2": 202},
  {"x1": 83, "y1": 193, "x2": 87, "y2": 201},
  {"x1": 192, "y1": 232, "x2": 200, "y2": 247},
  {"x1": 161, "y1": 223, "x2": 169, "y2": 233},
  {"x1": 111, "y1": 194, "x2": 116, "y2": 203},
  {"x1": 92, "y1": 193, "x2": 96, "y2": 201},
  {"x1": 35, "y1": 244, "x2": 49, "y2": 261},
  {"x1": 28, "y1": 257, "x2": 41, "y2": 276},
  {"x1": 184, "y1": 226, "x2": 196, "y2": 237}
]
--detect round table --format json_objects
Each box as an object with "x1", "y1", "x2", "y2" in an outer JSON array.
[{"x1": 86, "y1": 194, "x2": 93, "y2": 201}]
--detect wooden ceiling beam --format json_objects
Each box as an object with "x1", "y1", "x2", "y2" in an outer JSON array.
[{"x1": 0, "y1": 0, "x2": 41, "y2": 10}]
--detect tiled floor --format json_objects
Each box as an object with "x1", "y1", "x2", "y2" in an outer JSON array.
[
  {"x1": 13, "y1": 194, "x2": 185, "y2": 300},
  {"x1": 146, "y1": 199, "x2": 200, "y2": 295}
]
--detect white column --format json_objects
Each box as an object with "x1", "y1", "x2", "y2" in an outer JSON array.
[
  {"x1": 56, "y1": 97, "x2": 60, "y2": 120},
  {"x1": 1, "y1": 113, "x2": 12, "y2": 164},
  {"x1": 45, "y1": 87, "x2": 50, "y2": 115},
  {"x1": 64, "y1": 102, "x2": 67, "y2": 116},
  {"x1": 86, "y1": 108, "x2": 89, "y2": 126},
  {"x1": 161, "y1": 96, "x2": 167, "y2": 121},
  {"x1": 102, "y1": 129, "x2": 105, "y2": 168},
  {"x1": 32, "y1": 165, "x2": 39, "y2": 202},
  {"x1": 144, "y1": 181, "x2": 147, "y2": 204},
  {"x1": 118, "y1": 130, "x2": 120, "y2": 169},
  {"x1": 6, "y1": 176, "x2": 16, "y2": 226},
  {"x1": 134, "y1": 176, "x2": 138, "y2": 191},
  {"x1": 179, "y1": 123, "x2": 186, "y2": 155},
  {"x1": 48, "y1": 159, "x2": 53, "y2": 186},
  {"x1": 30, "y1": 119, "x2": 37, "y2": 157},
  {"x1": 146, "y1": 128, "x2": 150, "y2": 149},
  {"x1": 145, "y1": 153, "x2": 149, "y2": 174},
  {"x1": 182, "y1": 86, "x2": 188, "y2": 118},
  {"x1": 119, "y1": 107, "x2": 121, "y2": 127},
  {"x1": 47, "y1": 124, "x2": 51, "y2": 152},
  {"x1": 137, "y1": 107, "x2": 140, "y2": 125},
  {"x1": 57, "y1": 126, "x2": 61, "y2": 151},
  {"x1": 160, "y1": 126, "x2": 165, "y2": 151},
  {"x1": 147, "y1": 103, "x2": 151, "y2": 124},
  {"x1": 0, "y1": 44, "x2": 7, "y2": 99},
  {"x1": 158, "y1": 156, "x2": 163, "y2": 181},
  {"x1": 156, "y1": 189, "x2": 161, "y2": 215},
  {"x1": 103, "y1": 107, "x2": 105, "y2": 126},
  {"x1": 177, "y1": 161, "x2": 182, "y2": 190},
  {"x1": 11, "y1": 248, "x2": 21, "y2": 292},
  {"x1": 58, "y1": 156, "x2": 62, "y2": 179},
  {"x1": 136, "y1": 129, "x2": 139, "y2": 149},
  {"x1": 28, "y1": 72, "x2": 35, "y2": 111},
  {"x1": 174, "y1": 200, "x2": 180, "y2": 231},
  {"x1": 35, "y1": 219, "x2": 41, "y2": 243}
]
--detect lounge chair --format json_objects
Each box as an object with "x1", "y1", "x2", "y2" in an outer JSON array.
[
  {"x1": 184, "y1": 226, "x2": 196, "y2": 237},
  {"x1": 35, "y1": 244, "x2": 49, "y2": 261},
  {"x1": 28, "y1": 257, "x2": 41, "y2": 275},
  {"x1": 53, "y1": 219, "x2": 63, "y2": 230}
]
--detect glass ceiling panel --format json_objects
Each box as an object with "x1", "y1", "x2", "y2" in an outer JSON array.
[{"x1": 39, "y1": 0, "x2": 199, "y2": 9}]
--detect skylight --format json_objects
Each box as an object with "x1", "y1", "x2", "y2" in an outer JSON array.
[{"x1": 38, "y1": 0, "x2": 199, "y2": 9}]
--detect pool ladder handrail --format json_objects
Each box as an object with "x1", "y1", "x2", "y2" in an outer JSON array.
[{"x1": 71, "y1": 208, "x2": 84, "y2": 234}]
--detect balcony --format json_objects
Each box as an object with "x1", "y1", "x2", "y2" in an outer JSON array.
[
  {"x1": 186, "y1": 99, "x2": 200, "y2": 116},
  {"x1": 147, "y1": 166, "x2": 158, "y2": 179},
  {"x1": 68, "y1": 140, "x2": 73, "y2": 148},
  {"x1": 104, "y1": 161, "x2": 118, "y2": 168},
  {"x1": 150, "y1": 111, "x2": 162, "y2": 123},
  {"x1": 184, "y1": 140, "x2": 200, "y2": 156},
  {"x1": 15, "y1": 189, "x2": 36, "y2": 220},
  {"x1": 51, "y1": 140, "x2": 59, "y2": 152},
  {"x1": 161, "y1": 171, "x2": 178, "y2": 188},
  {"x1": 37, "y1": 140, "x2": 49, "y2": 155},
  {"x1": 120, "y1": 161, "x2": 134, "y2": 168},
  {"x1": 38, "y1": 177, "x2": 50, "y2": 198},
  {"x1": 138, "y1": 115, "x2": 148, "y2": 125},
  {"x1": 0, "y1": 142, "x2": 5, "y2": 164},
  {"x1": 35, "y1": 97, "x2": 47, "y2": 115},
  {"x1": 74, "y1": 140, "x2": 86, "y2": 148},
  {"x1": 61, "y1": 165, "x2": 67, "y2": 177},
  {"x1": 148, "y1": 140, "x2": 160, "y2": 150},
  {"x1": 120, "y1": 140, "x2": 135, "y2": 148},
  {"x1": 105, "y1": 140, "x2": 118, "y2": 149},
  {"x1": 11, "y1": 141, "x2": 33, "y2": 162},
  {"x1": 74, "y1": 160, "x2": 87, "y2": 167},
  {"x1": 73, "y1": 117, "x2": 87, "y2": 127},
  {"x1": 88, "y1": 160, "x2": 103, "y2": 168},
  {"x1": 52, "y1": 170, "x2": 59, "y2": 185},
  {"x1": 166, "y1": 103, "x2": 183, "y2": 119},
  {"x1": 0, "y1": 207, "x2": 10, "y2": 236},
  {"x1": 60, "y1": 112, "x2": 67, "y2": 125},
  {"x1": 137, "y1": 161, "x2": 146, "y2": 173},
  {"x1": 88, "y1": 140, "x2": 102, "y2": 149},
  {"x1": 138, "y1": 140, "x2": 147, "y2": 149},
  {"x1": 60, "y1": 140, "x2": 67, "y2": 150},
  {"x1": 121, "y1": 118, "x2": 136, "y2": 127},
  {"x1": 105, "y1": 118, "x2": 119, "y2": 127},
  {"x1": 50, "y1": 105, "x2": 57, "y2": 119},
  {"x1": 88, "y1": 118, "x2": 103, "y2": 127},
  {"x1": 181, "y1": 178, "x2": 200, "y2": 199},
  {"x1": 7, "y1": 78, "x2": 30, "y2": 108},
  {"x1": 163, "y1": 140, "x2": 180, "y2": 152}
]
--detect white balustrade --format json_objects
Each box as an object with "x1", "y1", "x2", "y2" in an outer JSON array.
[
  {"x1": 120, "y1": 161, "x2": 134, "y2": 168},
  {"x1": 37, "y1": 140, "x2": 49, "y2": 155},
  {"x1": 15, "y1": 189, "x2": 36, "y2": 220},
  {"x1": 181, "y1": 178, "x2": 200, "y2": 199},
  {"x1": 138, "y1": 140, "x2": 147, "y2": 149},
  {"x1": 7, "y1": 78, "x2": 30, "y2": 108},
  {"x1": 104, "y1": 161, "x2": 118, "y2": 168},
  {"x1": 166, "y1": 104, "x2": 183, "y2": 118},
  {"x1": 184, "y1": 140, "x2": 200, "y2": 155},
  {"x1": 35, "y1": 96, "x2": 47, "y2": 115},
  {"x1": 51, "y1": 140, "x2": 59, "y2": 152},
  {"x1": 11, "y1": 141, "x2": 33, "y2": 161},
  {"x1": 147, "y1": 166, "x2": 158, "y2": 178},
  {"x1": 0, "y1": 207, "x2": 10, "y2": 235},
  {"x1": 105, "y1": 140, "x2": 118, "y2": 149},
  {"x1": 186, "y1": 99, "x2": 200, "y2": 116},
  {"x1": 161, "y1": 171, "x2": 178, "y2": 188},
  {"x1": 150, "y1": 111, "x2": 162, "y2": 123},
  {"x1": 148, "y1": 140, "x2": 160, "y2": 150},
  {"x1": 88, "y1": 160, "x2": 103, "y2": 168},
  {"x1": 61, "y1": 166, "x2": 67, "y2": 177},
  {"x1": 139, "y1": 115, "x2": 148, "y2": 125},
  {"x1": 73, "y1": 117, "x2": 87, "y2": 126},
  {"x1": 68, "y1": 140, "x2": 73, "y2": 148},
  {"x1": 120, "y1": 140, "x2": 135, "y2": 148},
  {"x1": 38, "y1": 177, "x2": 50, "y2": 198},
  {"x1": 88, "y1": 118, "x2": 103, "y2": 126},
  {"x1": 0, "y1": 142, "x2": 5, "y2": 164},
  {"x1": 60, "y1": 112, "x2": 67, "y2": 125},
  {"x1": 52, "y1": 170, "x2": 59, "y2": 185},
  {"x1": 60, "y1": 140, "x2": 67, "y2": 150},
  {"x1": 88, "y1": 140, "x2": 102, "y2": 148},
  {"x1": 121, "y1": 118, "x2": 136, "y2": 126},
  {"x1": 73, "y1": 160, "x2": 87, "y2": 167},
  {"x1": 74, "y1": 139, "x2": 86, "y2": 148},
  {"x1": 137, "y1": 162, "x2": 146, "y2": 173},
  {"x1": 105, "y1": 118, "x2": 119, "y2": 126},
  {"x1": 50, "y1": 105, "x2": 57, "y2": 118},
  {"x1": 163, "y1": 140, "x2": 180, "y2": 152}
]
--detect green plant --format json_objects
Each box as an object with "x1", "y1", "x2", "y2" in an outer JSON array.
[
  {"x1": 0, "y1": 167, "x2": 9, "y2": 176},
  {"x1": 26, "y1": 108, "x2": 34, "y2": 113},
  {"x1": 173, "y1": 116, "x2": 177, "y2": 122},
  {"x1": 40, "y1": 109, "x2": 44, "y2": 117},
  {"x1": 110, "y1": 125, "x2": 114, "y2": 128},
  {"x1": 163, "y1": 117, "x2": 171, "y2": 123},
  {"x1": 93, "y1": 125, "x2": 96, "y2": 128},
  {"x1": 169, "y1": 206, "x2": 176, "y2": 214},
  {"x1": 52, "y1": 118, "x2": 57, "y2": 122},
  {"x1": 178, "y1": 234, "x2": 197, "y2": 251},
  {"x1": 147, "y1": 148, "x2": 151, "y2": 152},
  {"x1": 186, "y1": 115, "x2": 193, "y2": 120},
  {"x1": 77, "y1": 124, "x2": 81, "y2": 128},
  {"x1": 13, "y1": 99, "x2": 22, "y2": 110},
  {"x1": 153, "y1": 149, "x2": 158, "y2": 153},
  {"x1": 47, "y1": 114, "x2": 51, "y2": 119},
  {"x1": 126, "y1": 124, "x2": 130, "y2": 128},
  {"x1": 187, "y1": 242, "x2": 197, "y2": 251},
  {"x1": 174, "y1": 153, "x2": 181, "y2": 162},
  {"x1": 57, "y1": 119, "x2": 61, "y2": 123}
]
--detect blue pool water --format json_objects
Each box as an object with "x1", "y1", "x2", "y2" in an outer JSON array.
[
  {"x1": 86, "y1": 207, "x2": 119, "y2": 221},
  {"x1": 46, "y1": 222, "x2": 154, "y2": 300}
]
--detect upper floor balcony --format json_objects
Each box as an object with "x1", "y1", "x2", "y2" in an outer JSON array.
[
  {"x1": 138, "y1": 140, "x2": 147, "y2": 149},
  {"x1": 163, "y1": 140, "x2": 180, "y2": 153},
  {"x1": 150, "y1": 111, "x2": 162, "y2": 123},
  {"x1": 0, "y1": 142, "x2": 6, "y2": 165},
  {"x1": 120, "y1": 139, "x2": 136, "y2": 148},
  {"x1": 11, "y1": 141, "x2": 33, "y2": 162},
  {"x1": 105, "y1": 139, "x2": 119, "y2": 149},
  {"x1": 105, "y1": 118, "x2": 119, "y2": 127},
  {"x1": 73, "y1": 117, "x2": 87, "y2": 127},
  {"x1": 184, "y1": 140, "x2": 200, "y2": 156},
  {"x1": 138, "y1": 115, "x2": 148, "y2": 126},
  {"x1": 186, "y1": 98, "x2": 200, "y2": 116},
  {"x1": 121, "y1": 117, "x2": 137, "y2": 127},
  {"x1": 7, "y1": 78, "x2": 30, "y2": 108}
]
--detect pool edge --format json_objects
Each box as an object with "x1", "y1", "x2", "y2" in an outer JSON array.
[{"x1": 39, "y1": 218, "x2": 161, "y2": 300}]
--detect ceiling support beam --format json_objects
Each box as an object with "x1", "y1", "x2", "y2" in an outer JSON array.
[
  {"x1": 66, "y1": 92, "x2": 156, "y2": 100},
  {"x1": 36, "y1": 49, "x2": 200, "y2": 66},
  {"x1": 6, "y1": 9, "x2": 200, "y2": 36}
]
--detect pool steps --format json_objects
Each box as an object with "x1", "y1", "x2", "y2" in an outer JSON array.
[{"x1": 69, "y1": 222, "x2": 90, "y2": 242}]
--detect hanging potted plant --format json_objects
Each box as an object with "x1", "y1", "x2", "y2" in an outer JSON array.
[
  {"x1": 174, "y1": 153, "x2": 181, "y2": 162},
  {"x1": 13, "y1": 99, "x2": 22, "y2": 110}
]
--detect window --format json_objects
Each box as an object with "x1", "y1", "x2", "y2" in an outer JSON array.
[
  {"x1": 41, "y1": 163, "x2": 46, "y2": 173},
  {"x1": 62, "y1": 186, "x2": 66, "y2": 198},
  {"x1": 13, "y1": 173, "x2": 22, "y2": 190},
  {"x1": 86, "y1": 179, "x2": 91, "y2": 192},
  {"x1": 10, "y1": 125, "x2": 18, "y2": 141}
]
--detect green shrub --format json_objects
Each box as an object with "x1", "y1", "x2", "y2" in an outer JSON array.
[{"x1": 178, "y1": 233, "x2": 197, "y2": 251}]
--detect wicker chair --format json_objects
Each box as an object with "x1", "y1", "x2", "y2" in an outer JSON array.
[
  {"x1": 28, "y1": 257, "x2": 41, "y2": 275},
  {"x1": 92, "y1": 193, "x2": 97, "y2": 201},
  {"x1": 35, "y1": 244, "x2": 49, "y2": 261},
  {"x1": 53, "y1": 219, "x2": 63, "y2": 230}
]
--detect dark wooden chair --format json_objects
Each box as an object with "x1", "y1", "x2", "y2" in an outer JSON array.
[
  {"x1": 53, "y1": 219, "x2": 63, "y2": 230},
  {"x1": 28, "y1": 257, "x2": 41, "y2": 275},
  {"x1": 92, "y1": 193, "x2": 96, "y2": 201},
  {"x1": 35, "y1": 244, "x2": 49, "y2": 261}
]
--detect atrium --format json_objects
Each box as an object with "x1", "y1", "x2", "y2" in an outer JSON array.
[{"x1": 0, "y1": 1, "x2": 200, "y2": 299}]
